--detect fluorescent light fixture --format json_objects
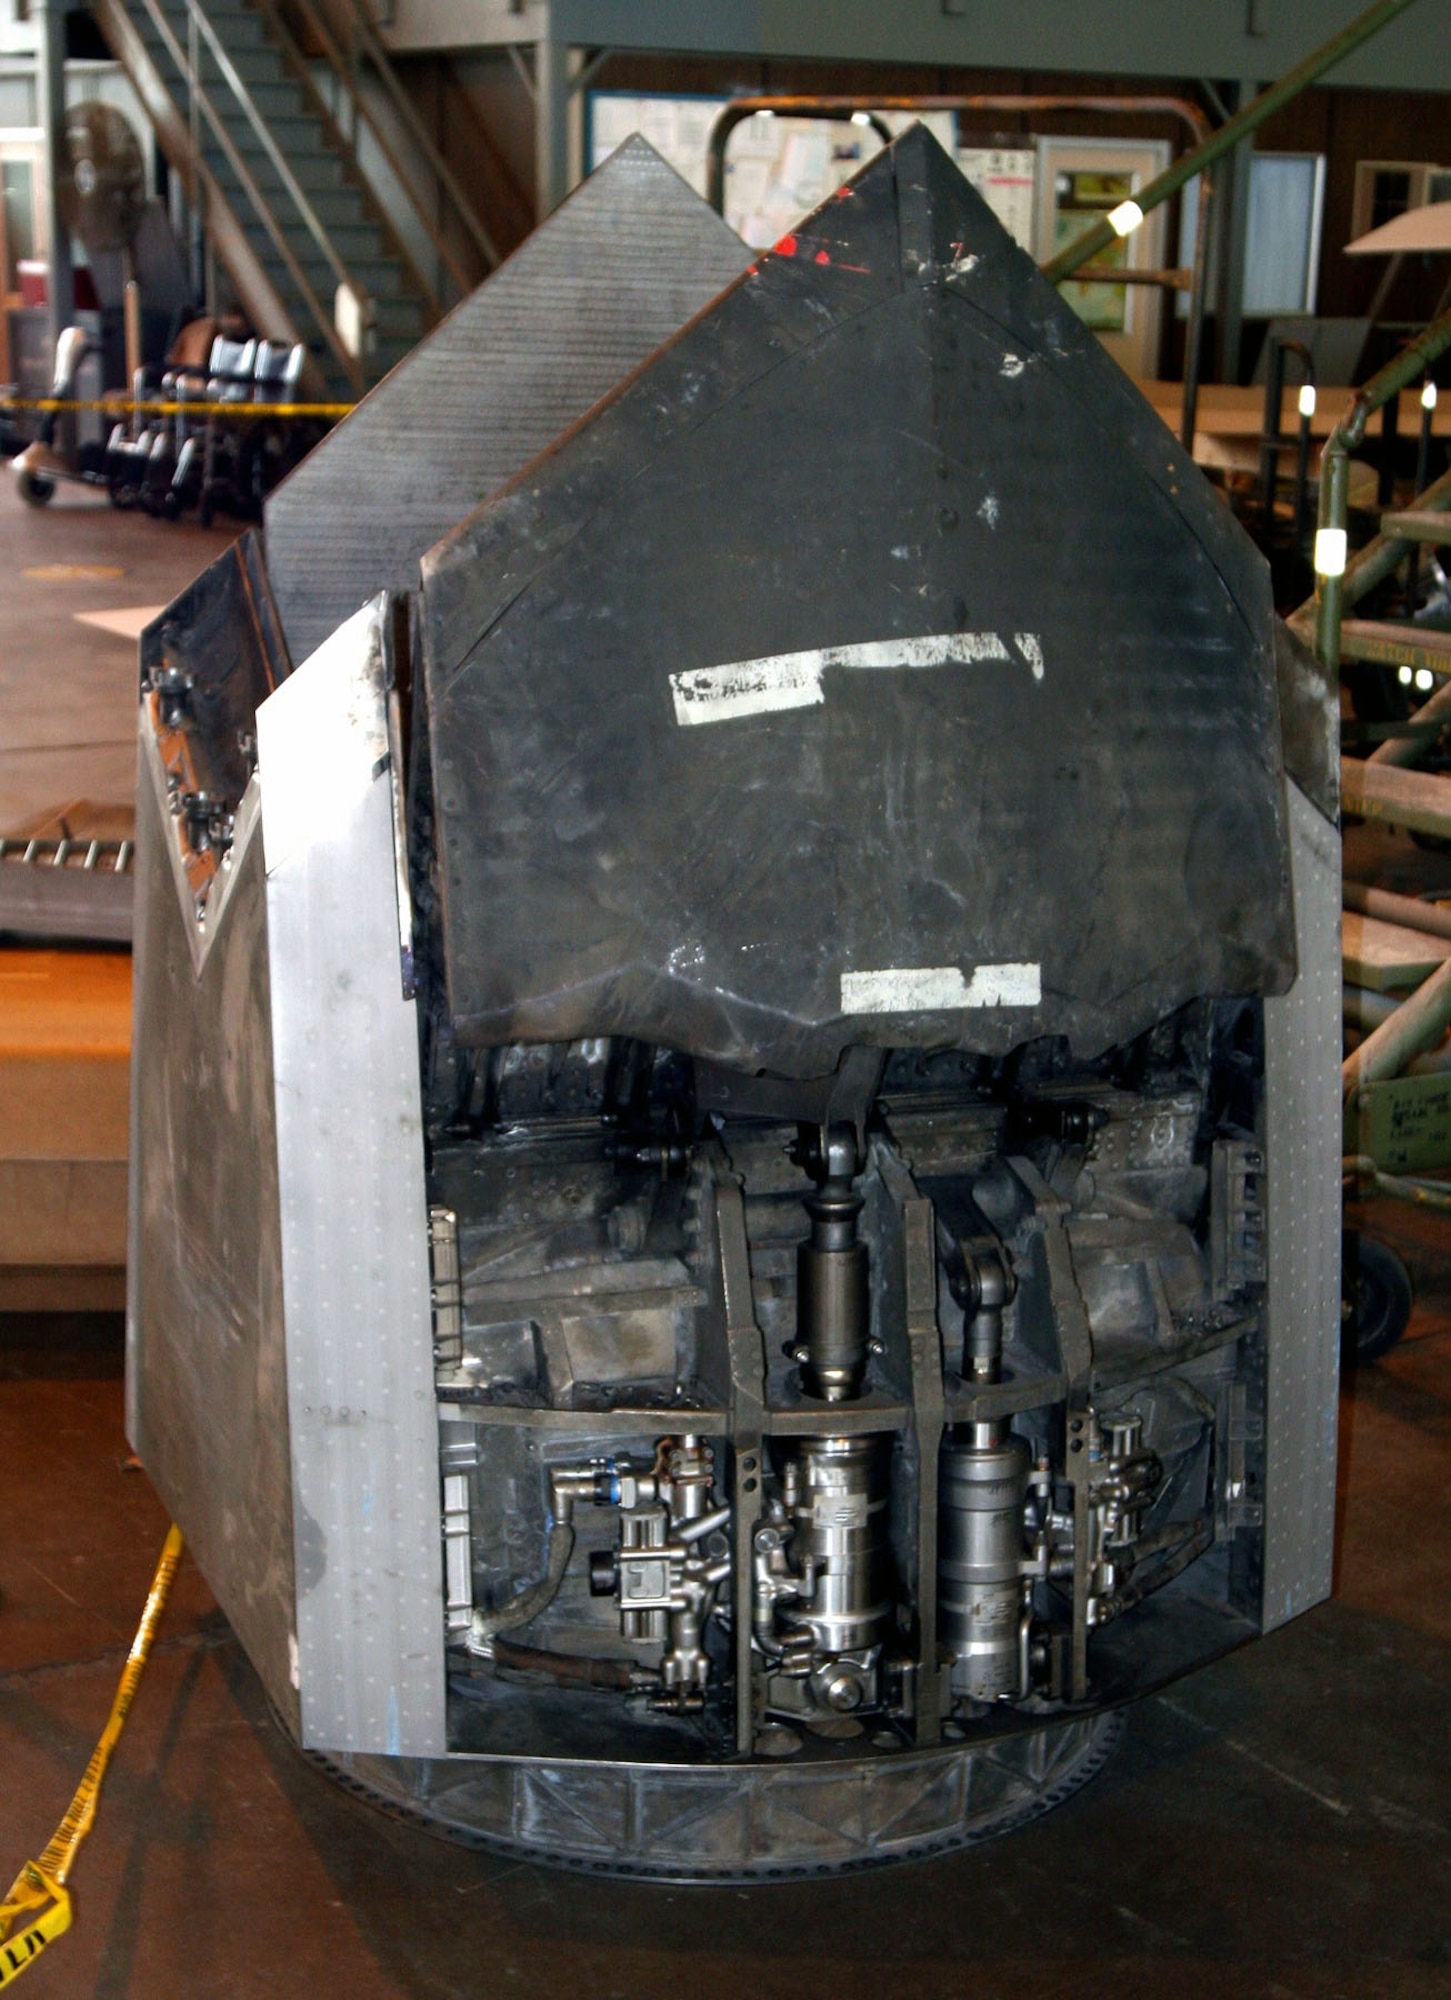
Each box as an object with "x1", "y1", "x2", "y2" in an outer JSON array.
[
  {"x1": 1416, "y1": 667, "x2": 1435, "y2": 692},
  {"x1": 755, "y1": 107, "x2": 775, "y2": 119},
  {"x1": 1399, "y1": 665, "x2": 1415, "y2": 686},
  {"x1": 1298, "y1": 383, "x2": 1317, "y2": 419},
  {"x1": 1424, "y1": 379, "x2": 1440, "y2": 411},
  {"x1": 1107, "y1": 198, "x2": 1144, "y2": 238},
  {"x1": 1314, "y1": 527, "x2": 1347, "y2": 578},
  {"x1": 851, "y1": 111, "x2": 873, "y2": 127}
]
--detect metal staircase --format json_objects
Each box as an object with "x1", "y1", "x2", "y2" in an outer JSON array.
[
  {"x1": 91, "y1": 0, "x2": 502, "y2": 398},
  {"x1": 1290, "y1": 303, "x2": 1451, "y2": 837},
  {"x1": 1314, "y1": 469, "x2": 1451, "y2": 838},
  {"x1": 1287, "y1": 305, "x2": 1451, "y2": 1144}
]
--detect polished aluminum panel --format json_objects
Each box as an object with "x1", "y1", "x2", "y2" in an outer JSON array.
[
  {"x1": 257, "y1": 598, "x2": 446, "y2": 1756},
  {"x1": 126, "y1": 733, "x2": 299, "y2": 1734},
  {"x1": 1261, "y1": 779, "x2": 1342, "y2": 1629},
  {"x1": 263, "y1": 135, "x2": 752, "y2": 664}
]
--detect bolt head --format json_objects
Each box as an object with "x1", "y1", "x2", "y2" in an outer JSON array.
[{"x1": 825, "y1": 1673, "x2": 862, "y2": 1712}]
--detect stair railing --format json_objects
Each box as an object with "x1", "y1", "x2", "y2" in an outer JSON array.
[
  {"x1": 1041, "y1": 0, "x2": 1424, "y2": 451},
  {"x1": 1312, "y1": 306, "x2": 1451, "y2": 675},
  {"x1": 133, "y1": 0, "x2": 364, "y2": 389},
  {"x1": 705, "y1": 91, "x2": 1213, "y2": 453},
  {"x1": 261, "y1": 0, "x2": 500, "y2": 309}
]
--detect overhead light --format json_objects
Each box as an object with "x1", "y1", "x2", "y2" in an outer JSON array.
[
  {"x1": 1314, "y1": 527, "x2": 1347, "y2": 578},
  {"x1": 851, "y1": 111, "x2": 873, "y2": 128},
  {"x1": 1416, "y1": 667, "x2": 1436, "y2": 691},
  {"x1": 1107, "y1": 198, "x2": 1144, "y2": 238},
  {"x1": 1399, "y1": 665, "x2": 1415, "y2": 685},
  {"x1": 755, "y1": 108, "x2": 775, "y2": 120},
  {"x1": 1424, "y1": 379, "x2": 1440, "y2": 411},
  {"x1": 1298, "y1": 383, "x2": 1317, "y2": 420}
]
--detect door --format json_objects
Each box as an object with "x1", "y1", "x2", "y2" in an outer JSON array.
[{"x1": 1036, "y1": 136, "x2": 1171, "y2": 380}]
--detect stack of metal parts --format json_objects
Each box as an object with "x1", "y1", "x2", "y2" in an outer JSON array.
[
  {"x1": 0, "y1": 829, "x2": 133, "y2": 944},
  {"x1": 127, "y1": 128, "x2": 1342, "y2": 1878}
]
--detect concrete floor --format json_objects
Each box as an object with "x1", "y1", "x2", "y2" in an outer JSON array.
[{"x1": 3, "y1": 473, "x2": 1451, "y2": 1999}]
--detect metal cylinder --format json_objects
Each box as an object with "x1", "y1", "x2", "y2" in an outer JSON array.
[
  {"x1": 795, "y1": 1124, "x2": 869, "y2": 1405},
  {"x1": 939, "y1": 1426, "x2": 1031, "y2": 1702},
  {"x1": 782, "y1": 1434, "x2": 892, "y2": 1657},
  {"x1": 797, "y1": 1217, "x2": 870, "y2": 1403}
]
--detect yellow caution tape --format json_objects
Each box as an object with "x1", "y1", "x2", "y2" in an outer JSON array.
[
  {"x1": 1, "y1": 397, "x2": 353, "y2": 419},
  {"x1": 0, "y1": 1524, "x2": 184, "y2": 1989},
  {"x1": 0, "y1": 1869, "x2": 70, "y2": 1990}
]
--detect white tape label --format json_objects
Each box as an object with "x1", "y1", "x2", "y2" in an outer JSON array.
[
  {"x1": 670, "y1": 654, "x2": 825, "y2": 727},
  {"x1": 669, "y1": 630, "x2": 1041, "y2": 727},
  {"x1": 841, "y1": 963, "x2": 1041, "y2": 1013}
]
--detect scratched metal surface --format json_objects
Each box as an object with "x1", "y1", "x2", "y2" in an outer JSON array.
[
  {"x1": 126, "y1": 536, "x2": 297, "y2": 1731},
  {"x1": 126, "y1": 743, "x2": 300, "y2": 1738},
  {"x1": 263, "y1": 137, "x2": 752, "y2": 666},
  {"x1": 138, "y1": 529, "x2": 291, "y2": 810},
  {"x1": 419, "y1": 126, "x2": 1294, "y2": 1077}
]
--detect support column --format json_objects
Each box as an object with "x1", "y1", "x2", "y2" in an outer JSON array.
[
  {"x1": 534, "y1": 33, "x2": 570, "y2": 222},
  {"x1": 1215, "y1": 78, "x2": 1260, "y2": 385},
  {"x1": 35, "y1": 0, "x2": 74, "y2": 360}
]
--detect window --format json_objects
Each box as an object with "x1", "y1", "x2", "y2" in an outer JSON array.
[
  {"x1": 3, "y1": 154, "x2": 37, "y2": 293},
  {"x1": 1243, "y1": 153, "x2": 1326, "y2": 316},
  {"x1": 1350, "y1": 160, "x2": 1443, "y2": 242}
]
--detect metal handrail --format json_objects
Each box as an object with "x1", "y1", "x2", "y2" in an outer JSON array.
[
  {"x1": 1257, "y1": 335, "x2": 1316, "y2": 542},
  {"x1": 270, "y1": 0, "x2": 498, "y2": 302},
  {"x1": 134, "y1": 0, "x2": 362, "y2": 388},
  {"x1": 959, "y1": 90, "x2": 1214, "y2": 448},
  {"x1": 187, "y1": 0, "x2": 358, "y2": 304},
  {"x1": 1314, "y1": 308, "x2": 1451, "y2": 672},
  {"x1": 705, "y1": 8, "x2": 1422, "y2": 457},
  {"x1": 703, "y1": 92, "x2": 1213, "y2": 449},
  {"x1": 251, "y1": 0, "x2": 444, "y2": 322},
  {"x1": 345, "y1": 0, "x2": 500, "y2": 277},
  {"x1": 1041, "y1": 0, "x2": 1423, "y2": 288},
  {"x1": 1290, "y1": 458, "x2": 1451, "y2": 644}
]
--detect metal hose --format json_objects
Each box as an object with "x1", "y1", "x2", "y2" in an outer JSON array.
[
  {"x1": 1097, "y1": 1516, "x2": 1213, "y2": 1623},
  {"x1": 467, "y1": 1519, "x2": 575, "y2": 1650}
]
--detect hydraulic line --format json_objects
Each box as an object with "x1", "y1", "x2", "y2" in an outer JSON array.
[
  {"x1": 467, "y1": 1461, "x2": 607, "y2": 1650},
  {"x1": 1095, "y1": 1516, "x2": 1214, "y2": 1622},
  {"x1": 468, "y1": 1520, "x2": 575, "y2": 1647}
]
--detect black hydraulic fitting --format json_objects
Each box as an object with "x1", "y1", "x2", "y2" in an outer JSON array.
[{"x1": 945, "y1": 1242, "x2": 1017, "y2": 1384}]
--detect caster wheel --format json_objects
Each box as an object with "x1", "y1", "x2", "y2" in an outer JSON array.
[
  {"x1": 1342, "y1": 1229, "x2": 1413, "y2": 1365},
  {"x1": 17, "y1": 470, "x2": 55, "y2": 506},
  {"x1": 161, "y1": 488, "x2": 183, "y2": 521}
]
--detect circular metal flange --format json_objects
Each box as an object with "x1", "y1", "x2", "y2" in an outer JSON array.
[{"x1": 303, "y1": 1708, "x2": 1125, "y2": 1882}]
